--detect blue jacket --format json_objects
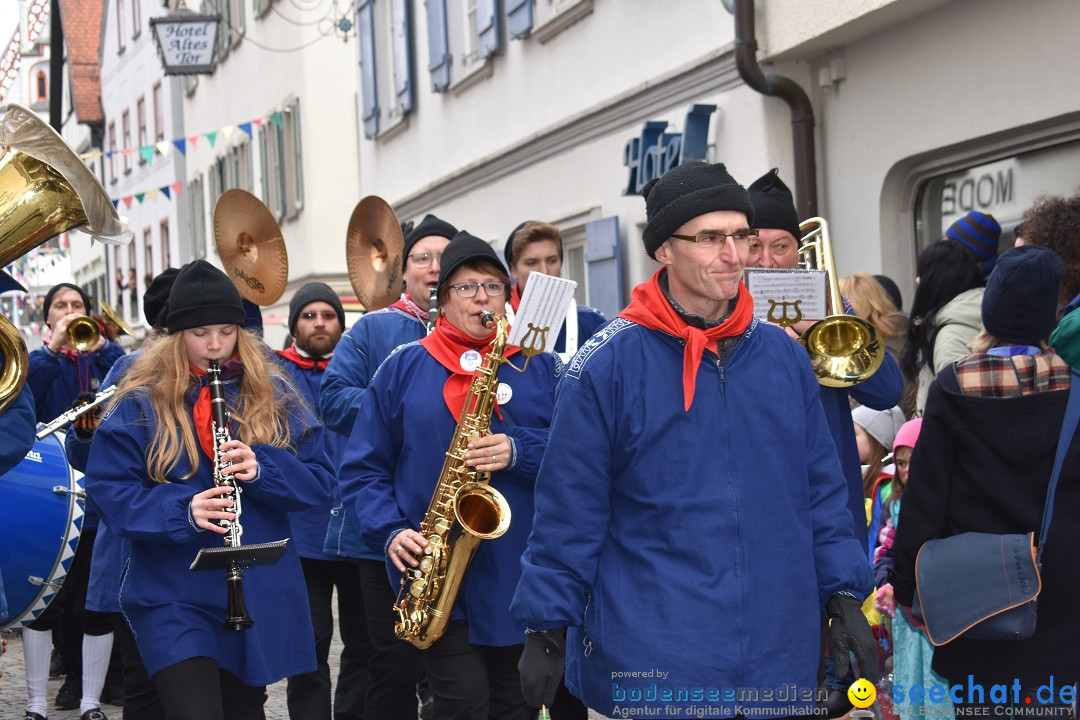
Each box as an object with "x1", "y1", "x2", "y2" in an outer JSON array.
[
  {"x1": 319, "y1": 307, "x2": 427, "y2": 436},
  {"x1": 339, "y1": 341, "x2": 560, "y2": 646},
  {"x1": 0, "y1": 384, "x2": 35, "y2": 476},
  {"x1": 85, "y1": 372, "x2": 333, "y2": 685},
  {"x1": 275, "y1": 352, "x2": 347, "y2": 562},
  {"x1": 27, "y1": 340, "x2": 125, "y2": 423},
  {"x1": 554, "y1": 304, "x2": 607, "y2": 358},
  {"x1": 511, "y1": 317, "x2": 872, "y2": 718}
]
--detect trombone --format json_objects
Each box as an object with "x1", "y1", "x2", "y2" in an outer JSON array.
[{"x1": 796, "y1": 217, "x2": 885, "y2": 388}]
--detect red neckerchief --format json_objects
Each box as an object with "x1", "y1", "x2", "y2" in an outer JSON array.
[
  {"x1": 419, "y1": 315, "x2": 520, "y2": 418},
  {"x1": 509, "y1": 284, "x2": 523, "y2": 313},
  {"x1": 618, "y1": 269, "x2": 753, "y2": 411},
  {"x1": 391, "y1": 292, "x2": 429, "y2": 321},
  {"x1": 57, "y1": 345, "x2": 93, "y2": 393},
  {"x1": 276, "y1": 344, "x2": 329, "y2": 371},
  {"x1": 189, "y1": 358, "x2": 243, "y2": 461}
]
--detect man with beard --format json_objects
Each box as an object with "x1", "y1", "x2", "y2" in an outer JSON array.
[{"x1": 276, "y1": 283, "x2": 370, "y2": 720}]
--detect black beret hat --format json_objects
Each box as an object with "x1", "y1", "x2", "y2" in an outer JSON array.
[
  {"x1": 438, "y1": 231, "x2": 504, "y2": 289},
  {"x1": 44, "y1": 282, "x2": 91, "y2": 324},
  {"x1": 142, "y1": 268, "x2": 180, "y2": 330},
  {"x1": 982, "y1": 245, "x2": 1065, "y2": 346},
  {"x1": 404, "y1": 214, "x2": 458, "y2": 269},
  {"x1": 166, "y1": 260, "x2": 245, "y2": 333},
  {"x1": 641, "y1": 161, "x2": 754, "y2": 259},
  {"x1": 504, "y1": 220, "x2": 530, "y2": 270},
  {"x1": 747, "y1": 168, "x2": 801, "y2": 241},
  {"x1": 288, "y1": 282, "x2": 345, "y2": 335}
]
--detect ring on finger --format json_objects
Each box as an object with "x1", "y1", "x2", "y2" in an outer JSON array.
[{"x1": 491, "y1": 453, "x2": 497, "y2": 463}]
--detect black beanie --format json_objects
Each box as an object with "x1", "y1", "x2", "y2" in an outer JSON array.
[
  {"x1": 44, "y1": 282, "x2": 91, "y2": 324},
  {"x1": 143, "y1": 268, "x2": 180, "y2": 330},
  {"x1": 166, "y1": 260, "x2": 245, "y2": 333},
  {"x1": 873, "y1": 274, "x2": 904, "y2": 313},
  {"x1": 503, "y1": 220, "x2": 530, "y2": 270},
  {"x1": 288, "y1": 282, "x2": 346, "y2": 335},
  {"x1": 747, "y1": 168, "x2": 801, "y2": 241},
  {"x1": 438, "y1": 231, "x2": 504, "y2": 289},
  {"x1": 641, "y1": 161, "x2": 754, "y2": 259},
  {"x1": 403, "y1": 214, "x2": 458, "y2": 269},
  {"x1": 982, "y1": 245, "x2": 1065, "y2": 346}
]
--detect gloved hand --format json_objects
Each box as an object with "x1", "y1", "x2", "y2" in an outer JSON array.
[
  {"x1": 71, "y1": 392, "x2": 101, "y2": 439},
  {"x1": 518, "y1": 628, "x2": 565, "y2": 709},
  {"x1": 827, "y1": 594, "x2": 880, "y2": 684}
]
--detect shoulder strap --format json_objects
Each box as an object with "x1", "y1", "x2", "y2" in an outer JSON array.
[{"x1": 1037, "y1": 370, "x2": 1080, "y2": 563}]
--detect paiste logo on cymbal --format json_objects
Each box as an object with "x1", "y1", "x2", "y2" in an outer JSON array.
[{"x1": 232, "y1": 266, "x2": 266, "y2": 294}]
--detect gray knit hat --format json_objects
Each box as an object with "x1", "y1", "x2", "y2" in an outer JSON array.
[{"x1": 851, "y1": 405, "x2": 906, "y2": 451}]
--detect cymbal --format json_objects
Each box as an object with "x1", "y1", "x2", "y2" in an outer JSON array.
[
  {"x1": 213, "y1": 189, "x2": 288, "y2": 306},
  {"x1": 346, "y1": 196, "x2": 404, "y2": 312}
]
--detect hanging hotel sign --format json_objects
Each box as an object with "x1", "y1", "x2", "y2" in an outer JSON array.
[
  {"x1": 150, "y1": 9, "x2": 222, "y2": 75},
  {"x1": 622, "y1": 104, "x2": 716, "y2": 196}
]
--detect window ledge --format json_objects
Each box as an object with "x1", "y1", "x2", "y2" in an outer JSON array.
[
  {"x1": 533, "y1": 0, "x2": 594, "y2": 44},
  {"x1": 377, "y1": 112, "x2": 410, "y2": 143},
  {"x1": 451, "y1": 56, "x2": 494, "y2": 96}
]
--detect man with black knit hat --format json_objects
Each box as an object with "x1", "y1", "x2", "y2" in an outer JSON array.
[
  {"x1": 321, "y1": 213, "x2": 457, "y2": 719},
  {"x1": 512, "y1": 161, "x2": 877, "y2": 719},
  {"x1": 274, "y1": 282, "x2": 370, "y2": 720},
  {"x1": 27, "y1": 281, "x2": 126, "y2": 422}
]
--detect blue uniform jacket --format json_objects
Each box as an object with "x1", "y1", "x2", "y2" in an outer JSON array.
[
  {"x1": 275, "y1": 353, "x2": 347, "y2": 562},
  {"x1": 511, "y1": 317, "x2": 873, "y2": 718},
  {"x1": 319, "y1": 307, "x2": 426, "y2": 436},
  {"x1": 0, "y1": 384, "x2": 36, "y2": 619},
  {"x1": 85, "y1": 373, "x2": 334, "y2": 685},
  {"x1": 27, "y1": 341, "x2": 125, "y2": 423},
  {"x1": 339, "y1": 341, "x2": 560, "y2": 646}
]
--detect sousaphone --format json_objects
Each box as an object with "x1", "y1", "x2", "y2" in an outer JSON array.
[
  {"x1": 213, "y1": 190, "x2": 288, "y2": 306},
  {"x1": 346, "y1": 196, "x2": 404, "y2": 312}
]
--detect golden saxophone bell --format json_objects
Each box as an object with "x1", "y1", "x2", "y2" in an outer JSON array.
[
  {"x1": 796, "y1": 217, "x2": 886, "y2": 388},
  {"x1": 66, "y1": 315, "x2": 102, "y2": 353},
  {"x1": 0, "y1": 316, "x2": 28, "y2": 414}
]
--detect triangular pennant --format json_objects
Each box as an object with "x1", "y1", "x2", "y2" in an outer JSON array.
[
  {"x1": 160, "y1": 186, "x2": 171, "y2": 200},
  {"x1": 270, "y1": 112, "x2": 283, "y2": 128},
  {"x1": 221, "y1": 125, "x2": 235, "y2": 139},
  {"x1": 253, "y1": 118, "x2": 264, "y2": 127},
  {"x1": 173, "y1": 138, "x2": 187, "y2": 156},
  {"x1": 140, "y1": 146, "x2": 155, "y2": 164},
  {"x1": 135, "y1": 192, "x2": 146, "y2": 204},
  {"x1": 112, "y1": 199, "x2": 119, "y2": 209},
  {"x1": 122, "y1": 196, "x2": 133, "y2": 209},
  {"x1": 123, "y1": 147, "x2": 135, "y2": 156},
  {"x1": 172, "y1": 182, "x2": 183, "y2": 199},
  {"x1": 188, "y1": 136, "x2": 199, "y2": 149},
  {"x1": 156, "y1": 141, "x2": 171, "y2": 157},
  {"x1": 147, "y1": 188, "x2": 159, "y2": 202},
  {"x1": 239, "y1": 122, "x2": 253, "y2": 137},
  {"x1": 206, "y1": 131, "x2": 218, "y2": 147}
]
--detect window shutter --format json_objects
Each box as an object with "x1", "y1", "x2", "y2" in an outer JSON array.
[
  {"x1": 358, "y1": 0, "x2": 379, "y2": 138},
  {"x1": 426, "y1": 0, "x2": 450, "y2": 92},
  {"x1": 392, "y1": 0, "x2": 414, "y2": 113},
  {"x1": 506, "y1": 0, "x2": 531, "y2": 39},
  {"x1": 585, "y1": 217, "x2": 623, "y2": 319},
  {"x1": 476, "y1": 0, "x2": 499, "y2": 57}
]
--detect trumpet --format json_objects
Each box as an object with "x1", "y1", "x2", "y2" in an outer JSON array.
[
  {"x1": 36, "y1": 386, "x2": 118, "y2": 440},
  {"x1": 65, "y1": 316, "x2": 102, "y2": 352}
]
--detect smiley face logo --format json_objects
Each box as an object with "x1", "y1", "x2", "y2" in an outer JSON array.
[{"x1": 847, "y1": 678, "x2": 877, "y2": 709}]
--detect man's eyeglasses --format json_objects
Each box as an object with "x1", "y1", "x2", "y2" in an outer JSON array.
[
  {"x1": 300, "y1": 310, "x2": 339, "y2": 322},
  {"x1": 670, "y1": 229, "x2": 759, "y2": 249},
  {"x1": 448, "y1": 281, "x2": 508, "y2": 299},
  {"x1": 408, "y1": 252, "x2": 442, "y2": 268}
]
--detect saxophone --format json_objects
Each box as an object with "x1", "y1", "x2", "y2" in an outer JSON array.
[{"x1": 394, "y1": 311, "x2": 513, "y2": 649}]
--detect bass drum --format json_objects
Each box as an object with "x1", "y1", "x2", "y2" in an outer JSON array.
[{"x1": 0, "y1": 431, "x2": 84, "y2": 630}]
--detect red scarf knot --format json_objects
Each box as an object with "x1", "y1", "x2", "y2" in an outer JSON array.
[
  {"x1": 276, "y1": 344, "x2": 329, "y2": 371},
  {"x1": 419, "y1": 316, "x2": 520, "y2": 418}
]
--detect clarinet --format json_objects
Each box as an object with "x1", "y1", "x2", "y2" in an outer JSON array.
[
  {"x1": 208, "y1": 360, "x2": 254, "y2": 632},
  {"x1": 427, "y1": 285, "x2": 439, "y2": 334}
]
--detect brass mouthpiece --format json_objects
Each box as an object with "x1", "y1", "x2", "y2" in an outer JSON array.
[{"x1": 480, "y1": 310, "x2": 495, "y2": 328}]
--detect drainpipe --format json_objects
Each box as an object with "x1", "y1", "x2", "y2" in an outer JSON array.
[{"x1": 733, "y1": 0, "x2": 818, "y2": 218}]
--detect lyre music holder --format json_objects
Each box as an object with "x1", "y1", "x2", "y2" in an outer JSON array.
[{"x1": 189, "y1": 539, "x2": 290, "y2": 572}]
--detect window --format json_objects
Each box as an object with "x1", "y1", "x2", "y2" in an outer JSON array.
[
  {"x1": 131, "y1": 0, "x2": 141, "y2": 38},
  {"x1": 152, "y1": 82, "x2": 164, "y2": 142},
  {"x1": 425, "y1": 0, "x2": 497, "y2": 94},
  {"x1": 209, "y1": 140, "x2": 254, "y2": 209},
  {"x1": 108, "y1": 121, "x2": 117, "y2": 183},
  {"x1": 253, "y1": 0, "x2": 274, "y2": 18},
  {"x1": 259, "y1": 99, "x2": 303, "y2": 220},
  {"x1": 358, "y1": 0, "x2": 414, "y2": 138},
  {"x1": 35, "y1": 69, "x2": 46, "y2": 101},
  {"x1": 209, "y1": 0, "x2": 245, "y2": 61},
  {"x1": 144, "y1": 228, "x2": 153, "y2": 279},
  {"x1": 532, "y1": 0, "x2": 594, "y2": 43},
  {"x1": 160, "y1": 220, "x2": 171, "y2": 269},
  {"x1": 116, "y1": 0, "x2": 126, "y2": 53},
  {"x1": 137, "y1": 96, "x2": 147, "y2": 163},
  {"x1": 188, "y1": 174, "x2": 206, "y2": 260},
  {"x1": 122, "y1": 110, "x2": 132, "y2": 174},
  {"x1": 564, "y1": 238, "x2": 587, "y2": 303}
]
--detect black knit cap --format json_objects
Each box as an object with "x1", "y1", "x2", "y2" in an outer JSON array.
[
  {"x1": 438, "y1": 231, "x2": 503, "y2": 289},
  {"x1": 44, "y1": 282, "x2": 91, "y2": 324},
  {"x1": 403, "y1": 214, "x2": 457, "y2": 269},
  {"x1": 641, "y1": 161, "x2": 754, "y2": 259},
  {"x1": 982, "y1": 245, "x2": 1065, "y2": 346},
  {"x1": 166, "y1": 260, "x2": 245, "y2": 333},
  {"x1": 747, "y1": 168, "x2": 801, "y2": 241},
  {"x1": 873, "y1": 274, "x2": 904, "y2": 313},
  {"x1": 288, "y1": 282, "x2": 345, "y2": 335},
  {"x1": 143, "y1": 267, "x2": 180, "y2": 330}
]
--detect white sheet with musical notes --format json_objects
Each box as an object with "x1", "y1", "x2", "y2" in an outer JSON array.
[
  {"x1": 506, "y1": 272, "x2": 576, "y2": 352},
  {"x1": 743, "y1": 268, "x2": 828, "y2": 325}
]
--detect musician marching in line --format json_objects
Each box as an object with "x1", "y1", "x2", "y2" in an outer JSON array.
[
  {"x1": 320, "y1": 212, "x2": 456, "y2": 719},
  {"x1": 512, "y1": 161, "x2": 879, "y2": 718},
  {"x1": 83, "y1": 260, "x2": 332, "y2": 720},
  {"x1": 274, "y1": 282, "x2": 371, "y2": 720},
  {"x1": 503, "y1": 221, "x2": 606, "y2": 363},
  {"x1": 339, "y1": 232, "x2": 560, "y2": 720},
  {"x1": 0, "y1": 271, "x2": 36, "y2": 478}
]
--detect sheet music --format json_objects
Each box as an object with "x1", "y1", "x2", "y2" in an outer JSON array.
[
  {"x1": 506, "y1": 272, "x2": 576, "y2": 352},
  {"x1": 743, "y1": 268, "x2": 828, "y2": 324}
]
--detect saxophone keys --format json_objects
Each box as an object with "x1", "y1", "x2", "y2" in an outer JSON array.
[
  {"x1": 409, "y1": 578, "x2": 427, "y2": 598},
  {"x1": 433, "y1": 518, "x2": 451, "y2": 534},
  {"x1": 419, "y1": 556, "x2": 433, "y2": 572}
]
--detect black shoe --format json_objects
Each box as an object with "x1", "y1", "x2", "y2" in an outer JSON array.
[
  {"x1": 823, "y1": 688, "x2": 853, "y2": 719},
  {"x1": 24, "y1": 713, "x2": 47, "y2": 720},
  {"x1": 49, "y1": 648, "x2": 63, "y2": 678},
  {"x1": 81, "y1": 710, "x2": 108, "y2": 720},
  {"x1": 54, "y1": 675, "x2": 80, "y2": 710},
  {"x1": 100, "y1": 682, "x2": 124, "y2": 707}
]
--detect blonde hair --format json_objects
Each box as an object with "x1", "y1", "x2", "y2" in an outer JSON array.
[
  {"x1": 110, "y1": 327, "x2": 303, "y2": 484},
  {"x1": 840, "y1": 273, "x2": 906, "y2": 339}
]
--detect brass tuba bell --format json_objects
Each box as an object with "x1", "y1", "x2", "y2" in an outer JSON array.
[{"x1": 796, "y1": 217, "x2": 886, "y2": 388}]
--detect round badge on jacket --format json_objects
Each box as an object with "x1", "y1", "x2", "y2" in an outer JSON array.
[
  {"x1": 496, "y1": 383, "x2": 513, "y2": 405},
  {"x1": 459, "y1": 350, "x2": 482, "y2": 372}
]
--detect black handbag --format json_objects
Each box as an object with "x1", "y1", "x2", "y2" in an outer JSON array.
[{"x1": 911, "y1": 370, "x2": 1080, "y2": 646}]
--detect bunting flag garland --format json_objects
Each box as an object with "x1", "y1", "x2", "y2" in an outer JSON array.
[
  {"x1": 173, "y1": 138, "x2": 187, "y2": 156},
  {"x1": 139, "y1": 146, "x2": 155, "y2": 164},
  {"x1": 206, "y1": 130, "x2": 218, "y2": 147},
  {"x1": 161, "y1": 186, "x2": 171, "y2": 200}
]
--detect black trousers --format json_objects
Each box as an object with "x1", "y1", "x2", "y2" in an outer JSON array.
[
  {"x1": 153, "y1": 656, "x2": 265, "y2": 720},
  {"x1": 357, "y1": 558, "x2": 423, "y2": 719},
  {"x1": 423, "y1": 620, "x2": 531, "y2": 720},
  {"x1": 114, "y1": 615, "x2": 166, "y2": 720},
  {"x1": 286, "y1": 557, "x2": 371, "y2": 720}
]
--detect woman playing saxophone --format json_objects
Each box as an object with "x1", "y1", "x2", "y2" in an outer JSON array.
[{"x1": 339, "y1": 232, "x2": 560, "y2": 720}]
